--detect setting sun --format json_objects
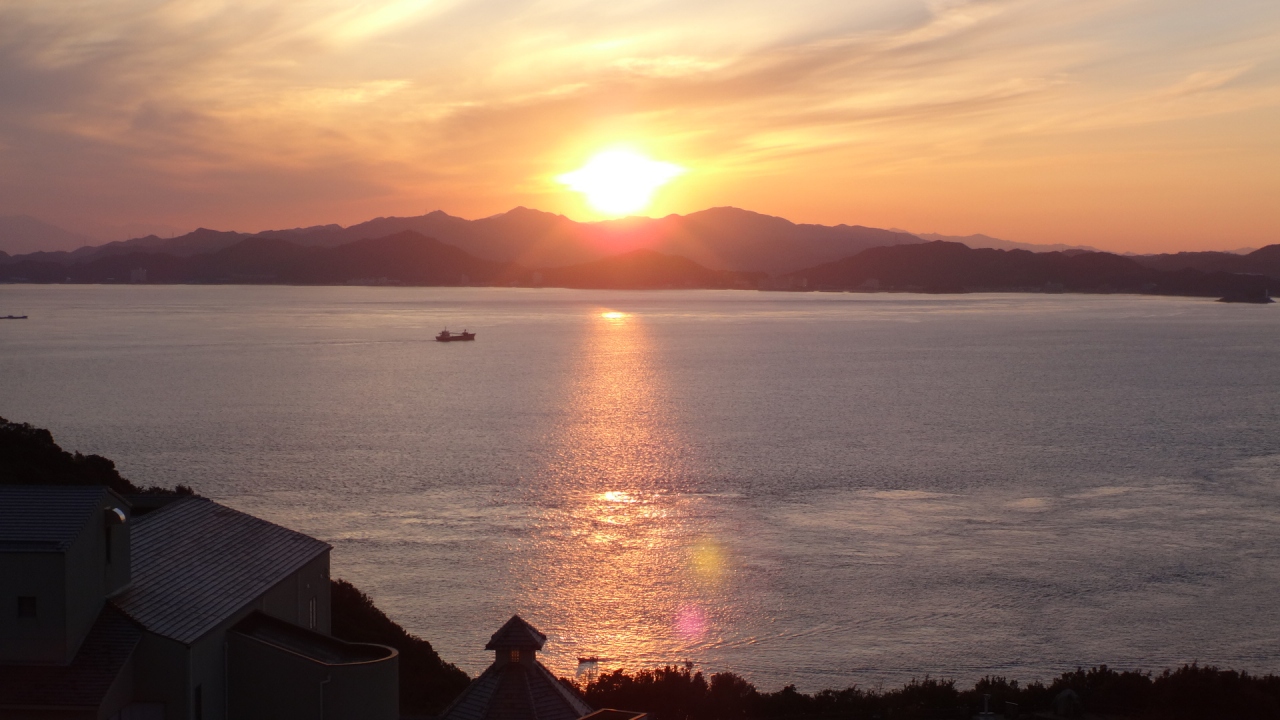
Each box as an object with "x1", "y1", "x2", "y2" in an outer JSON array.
[{"x1": 558, "y1": 149, "x2": 684, "y2": 216}]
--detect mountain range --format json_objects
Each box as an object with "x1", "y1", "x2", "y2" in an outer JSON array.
[
  {"x1": 0, "y1": 230, "x2": 763, "y2": 290},
  {"x1": 0, "y1": 207, "x2": 920, "y2": 274},
  {"x1": 900, "y1": 231, "x2": 1102, "y2": 254},
  {"x1": 786, "y1": 241, "x2": 1273, "y2": 298},
  {"x1": 1, "y1": 207, "x2": 1276, "y2": 298},
  {"x1": 0, "y1": 216, "x2": 94, "y2": 255}
]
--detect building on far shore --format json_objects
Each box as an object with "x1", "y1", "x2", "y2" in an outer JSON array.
[{"x1": 0, "y1": 485, "x2": 398, "y2": 720}]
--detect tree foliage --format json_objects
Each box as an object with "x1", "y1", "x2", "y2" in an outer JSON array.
[
  {"x1": 330, "y1": 578, "x2": 471, "y2": 716},
  {"x1": 578, "y1": 664, "x2": 1280, "y2": 720},
  {"x1": 0, "y1": 415, "x2": 191, "y2": 496}
]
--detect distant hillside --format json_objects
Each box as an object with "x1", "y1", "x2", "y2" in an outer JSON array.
[
  {"x1": 76, "y1": 228, "x2": 249, "y2": 259},
  {"x1": 787, "y1": 241, "x2": 1276, "y2": 297},
  {"x1": 540, "y1": 249, "x2": 764, "y2": 289},
  {"x1": 260, "y1": 207, "x2": 924, "y2": 273},
  {"x1": 1131, "y1": 246, "x2": 1280, "y2": 277},
  {"x1": 0, "y1": 416, "x2": 190, "y2": 496},
  {"x1": 0, "y1": 231, "x2": 517, "y2": 285},
  {"x1": 0, "y1": 215, "x2": 93, "y2": 255},
  {"x1": 0, "y1": 230, "x2": 769, "y2": 291},
  {"x1": 4, "y1": 228, "x2": 250, "y2": 266},
  {"x1": 5, "y1": 229, "x2": 1277, "y2": 299},
  {"x1": 4, "y1": 208, "x2": 1278, "y2": 299},
  {"x1": 4, "y1": 207, "x2": 921, "y2": 274},
  {"x1": 7, "y1": 208, "x2": 1276, "y2": 279},
  {"x1": 904, "y1": 230, "x2": 1101, "y2": 254}
]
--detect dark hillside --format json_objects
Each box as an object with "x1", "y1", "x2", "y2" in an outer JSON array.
[
  {"x1": 790, "y1": 241, "x2": 1277, "y2": 296},
  {"x1": 0, "y1": 416, "x2": 188, "y2": 496},
  {"x1": 0, "y1": 207, "x2": 924, "y2": 274},
  {"x1": 257, "y1": 206, "x2": 921, "y2": 273},
  {"x1": 0, "y1": 231, "x2": 518, "y2": 286},
  {"x1": 539, "y1": 248, "x2": 763, "y2": 289},
  {"x1": 664, "y1": 207, "x2": 917, "y2": 273},
  {"x1": 331, "y1": 580, "x2": 471, "y2": 716},
  {"x1": 81, "y1": 228, "x2": 249, "y2": 261},
  {"x1": 1133, "y1": 244, "x2": 1280, "y2": 276},
  {"x1": 580, "y1": 664, "x2": 1280, "y2": 720},
  {"x1": 325, "y1": 231, "x2": 516, "y2": 285}
]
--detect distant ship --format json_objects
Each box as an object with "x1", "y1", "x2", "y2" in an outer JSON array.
[
  {"x1": 435, "y1": 329, "x2": 476, "y2": 342},
  {"x1": 1, "y1": 315, "x2": 28, "y2": 320}
]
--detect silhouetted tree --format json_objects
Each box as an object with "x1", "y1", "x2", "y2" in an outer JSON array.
[
  {"x1": 330, "y1": 579, "x2": 471, "y2": 716},
  {"x1": 578, "y1": 664, "x2": 1280, "y2": 720},
  {"x1": 0, "y1": 415, "x2": 191, "y2": 496}
]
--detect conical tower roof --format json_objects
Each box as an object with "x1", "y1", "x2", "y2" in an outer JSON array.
[
  {"x1": 485, "y1": 615, "x2": 547, "y2": 650},
  {"x1": 439, "y1": 616, "x2": 592, "y2": 720}
]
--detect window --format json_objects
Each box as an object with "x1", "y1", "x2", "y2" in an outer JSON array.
[
  {"x1": 510, "y1": 649, "x2": 520, "y2": 663},
  {"x1": 105, "y1": 525, "x2": 113, "y2": 563},
  {"x1": 309, "y1": 598, "x2": 317, "y2": 629},
  {"x1": 193, "y1": 685, "x2": 203, "y2": 720},
  {"x1": 17, "y1": 596, "x2": 36, "y2": 619}
]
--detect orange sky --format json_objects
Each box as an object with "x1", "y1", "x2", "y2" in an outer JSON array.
[{"x1": 1, "y1": 0, "x2": 1278, "y2": 252}]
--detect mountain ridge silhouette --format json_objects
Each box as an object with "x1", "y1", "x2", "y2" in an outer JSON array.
[{"x1": 0, "y1": 207, "x2": 920, "y2": 274}]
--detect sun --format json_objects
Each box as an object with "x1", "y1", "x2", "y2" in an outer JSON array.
[{"x1": 557, "y1": 149, "x2": 684, "y2": 216}]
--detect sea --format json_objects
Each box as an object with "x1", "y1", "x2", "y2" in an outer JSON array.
[{"x1": 2, "y1": 285, "x2": 1278, "y2": 691}]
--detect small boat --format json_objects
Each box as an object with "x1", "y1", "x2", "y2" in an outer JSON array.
[
  {"x1": 435, "y1": 329, "x2": 476, "y2": 342},
  {"x1": 1, "y1": 315, "x2": 28, "y2": 320}
]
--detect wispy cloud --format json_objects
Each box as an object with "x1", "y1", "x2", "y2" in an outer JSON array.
[{"x1": 0, "y1": 0, "x2": 1277, "y2": 249}]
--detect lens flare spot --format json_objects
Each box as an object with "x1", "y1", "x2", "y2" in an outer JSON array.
[
  {"x1": 690, "y1": 538, "x2": 725, "y2": 582},
  {"x1": 676, "y1": 604, "x2": 707, "y2": 641}
]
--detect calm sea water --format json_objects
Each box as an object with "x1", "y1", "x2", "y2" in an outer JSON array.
[{"x1": 3, "y1": 285, "x2": 1279, "y2": 690}]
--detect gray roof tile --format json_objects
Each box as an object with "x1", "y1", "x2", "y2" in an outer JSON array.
[
  {"x1": 487, "y1": 615, "x2": 548, "y2": 650},
  {"x1": 111, "y1": 498, "x2": 330, "y2": 645},
  {"x1": 0, "y1": 485, "x2": 117, "y2": 551},
  {"x1": 440, "y1": 660, "x2": 592, "y2": 720}
]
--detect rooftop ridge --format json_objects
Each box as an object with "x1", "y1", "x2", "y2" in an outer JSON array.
[
  {"x1": 485, "y1": 615, "x2": 547, "y2": 651},
  {"x1": 112, "y1": 497, "x2": 330, "y2": 644},
  {"x1": 0, "y1": 485, "x2": 119, "y2": 551}
]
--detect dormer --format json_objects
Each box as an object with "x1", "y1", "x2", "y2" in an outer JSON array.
[
  {"x1": 0, "y1": 486, "x2": 132, "y2": 664},
  {"x1": 485, "y1": 614, "x2": 547, "y2": 668}
]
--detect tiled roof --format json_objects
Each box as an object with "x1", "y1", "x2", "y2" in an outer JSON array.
[
  {"x1": 0, "y1": 605, "x2": 141, "y2": 710},
  {"x1": 486, "y1": 615, "x2": 548, "y2": 650},
  {"x1": 112, "y1": 498, "x2": 330, "y2": 645},
  {"x1": 0, "y1": 485, "x2": 116, "y2": 551},
  {"x1": 439, "y1": 660, "x2": 593, "y2": 720}
]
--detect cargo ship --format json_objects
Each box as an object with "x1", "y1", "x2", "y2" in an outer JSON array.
[{"x1": 435, "y1": 329, "x2": 476, "y2": 342}]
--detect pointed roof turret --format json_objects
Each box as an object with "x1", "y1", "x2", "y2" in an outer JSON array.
[
  {"x1": 438, "y1": 616, "x2": 593, "y2": 720},
  {"x1": 485, "y1": 615, "x2": 547, "y2": 651}
]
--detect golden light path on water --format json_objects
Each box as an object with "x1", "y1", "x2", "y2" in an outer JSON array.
[{"x1": 511, "y1": 309, "x2": 736, "y2": 678}]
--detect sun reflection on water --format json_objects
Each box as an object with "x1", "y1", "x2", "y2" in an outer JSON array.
[{"x1": 511, "y1": 307, "x2": 736, "y2": 677}]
